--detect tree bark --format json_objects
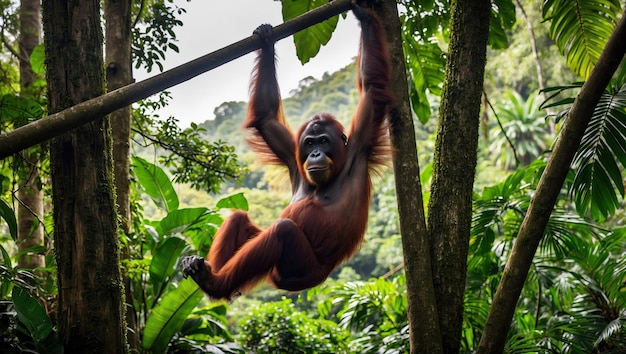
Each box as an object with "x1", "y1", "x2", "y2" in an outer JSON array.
[
  {"x1": 42, "y1": 0, "x2": 126, "y2": 352},
  {"x1": 16, "y1": 0, "x2": 44, "y2": 270},
  {"x1": 477, "y1": 10, "x2": 626, "y2": 354},
  {"x1": 105, "y1": 0, "x2": 137, "y2": 349},
  {"x1": 377, "y1": 2, "x2": 443, "y2": 353},
  {"x1": 427, "y1": 1, "x2": 490, "y2": 353}
]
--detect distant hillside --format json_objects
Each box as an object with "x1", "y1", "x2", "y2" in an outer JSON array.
[{"x1": 198, "y1": 61, "x2": 358, "y2": 153}]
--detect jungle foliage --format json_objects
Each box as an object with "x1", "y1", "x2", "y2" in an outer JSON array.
[{"x1": 1, "y1": 0, "x2": 626, "y2": 352}]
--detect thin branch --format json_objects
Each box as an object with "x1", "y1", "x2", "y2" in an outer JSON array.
[
  {"x1": 0, "y1": 0, "x2": 353, "y2": 159},
  {"x1": 11, "y1": 191, "x2": 52, "y2": 240},
  {"x1": 483, "y1": 89, "x2": 520, "y2": 167},
  {"x1": 381, "y1": 261, "x2": 404, "y2": 279},
  {"x1": 132, "y1": 0, "x2": 146, "y2": 29},
  {"x1": 515, "y1": 0, "x2": 545, "y2": 92}
]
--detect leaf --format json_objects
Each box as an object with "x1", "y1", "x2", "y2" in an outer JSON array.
[
  {"x1": 403, "y1": 37, "x2": 445, "y2": 123},
  {"x1": 543, "y1": 0, "x2": 621, "y2": 78},
  {"x1": 216, "y1": 192, "x2": 248, "y2": 211},
  {"x1": 30, "y1": 44, "x2": 46, "y2": 75},
  {"x1": 157, "y1": 207, "x2": 208, "y2": 236},
  {"x1": 149, "y1": 237, "x2": 187, "y2": 286},
  {"x1": 142, "y1": 278, "x2": 203, "y2": 353},
  {"x1": 570, "y1": 84, "x2": 626, "y2": 220},
  {"x1": 185, "y1": 212, "x2": 223, "y2": 253},
  {"x1": 593, "y1": 317, "x2": 623, "y2": 348},
  {"x1": 0, "y1": 94, "x2": 45, "y2": 126},
  {"x1": 12, "y1": 287, "x2": 53, "y2": 343},
  {"x1": 281, "y1": 0, "x2": 340, "y2": 64},
  {"x1": 132, "y1": 156, "x2": 179, "y2": 212},
  {"x1": 0, "y1": 199, "x2": 17, "y2": 241},
  {"x1": 488, "y1": 0, "x2": 516, "y2": 49}
]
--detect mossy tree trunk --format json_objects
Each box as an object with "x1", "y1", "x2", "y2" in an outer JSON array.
[
  {"x1": 42, "y1": 0, "x2": 126, "y2": 351},
  {"x1": 104, "y1": 0, "x2": 137, "y2": 349},
  {"x1": 427, "y1": 0, "x2": 491, "y2": 353}
]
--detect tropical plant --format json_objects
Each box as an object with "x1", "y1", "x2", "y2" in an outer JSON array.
[
  {"x1": 489, "y1": 90, "x2": 552, "y2": 169},
  {"x1": 0, "y1": 286, "x2": 63, "y2": 354},
  {"x1": 542, "y1": 66, "x2": 626, "y2": 221},
  {"x1": 237, "y1": 298, "x2": 351, "y2": 354},
  {"x1": 129, "y1": 156, "x2": 243, "y2": 353},
  {"x1": 464, "y1": 156, "x2": 626, "y2": 352},
  {"x1": 321, "y1": 277, "x2": 410, "y2": 354},
  {"x1": 543, "y1": 0, "x2": 623, "y2": 79}
]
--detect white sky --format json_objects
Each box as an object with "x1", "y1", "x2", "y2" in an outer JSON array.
[{"x1": 134, "y1": 0, "x2": 360, "y2": 126}]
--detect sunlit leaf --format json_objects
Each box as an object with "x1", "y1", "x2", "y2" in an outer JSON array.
[
  {"x1": 157, "y1": 207, "x2": 208, "y2": 236},
  {"x1": 29, "y1": 44, "x2": 45, "y2": 75},
  {"x1": 282, "y1": 0, "x2": 341, "y2": 64},
  {"x1": 132, "y1": 156, "x2": 179, "y2": 212},
  {"x1": 543, "y1": 0, "x2": 621, "y2": 78},
  {"x1": 216, "y1": 192, "x2": 248, "y2": 211}
]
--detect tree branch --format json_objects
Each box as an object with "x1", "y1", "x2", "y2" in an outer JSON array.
[
  {"x1": 0, "y1": 0, "x2": 353, "y2": 159},
  {"x1": 477, "y1": 9, "x2": 626, "y2": 354}
]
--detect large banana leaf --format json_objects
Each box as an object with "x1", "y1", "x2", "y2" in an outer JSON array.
[
  {"x1": 142, "y1": 278, "x2": 203, "y2": 353},
  {"x1": 543, "y1": 0, "x2": 622, "y2": 78}
]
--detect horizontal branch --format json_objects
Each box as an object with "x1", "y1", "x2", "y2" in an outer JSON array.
[{"x1": 0, "y1": 0, "x2": 352, "y2": 159}]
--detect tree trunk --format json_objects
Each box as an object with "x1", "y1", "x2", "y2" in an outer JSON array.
[
  {"x1": 104, "y1": 0, "x2": 137, "y2": 349},
  {"x1": 427, "y1": 0, "x2": 490, "y2": 353},
  {"x1": 477, "y1": 10, "x2": 626, "y2": 354},
  {"x1": 16, "y1": 0, "x2": 44, "y2": 270},
  {"x1": 377, "y1": 3, "x2": 443, "y2": 353},
  {"x1": 42, "y1": 0, "x2": 126, "y2": 352}
]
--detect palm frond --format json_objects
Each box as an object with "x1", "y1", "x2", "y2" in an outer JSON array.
[
  {"x1": 570, "y1": 83, "x2": 626, "y2": 220},
  {"x1": 593, "y1": 317, "x2": 624, "y2": 349},
  {"x1": 543, "y1": 0, "x2": 622, "y2": 78}
]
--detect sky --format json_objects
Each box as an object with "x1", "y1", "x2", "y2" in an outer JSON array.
[{"x1": 134, "y1": 0, "x2": 361, "y2": 126}]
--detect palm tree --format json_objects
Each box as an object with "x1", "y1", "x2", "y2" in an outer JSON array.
[{"x1": 489, "y1": 90, "x2": 552, "y2": 169}]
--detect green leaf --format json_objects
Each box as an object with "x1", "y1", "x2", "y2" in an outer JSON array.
[
  {"x1": 402, "y1": 36, "x2": 445, "y2": 123},
  {"x1": 185, "y1": 212, "x2": 223, "y2": 253},
  {"x1": 157, "y1": 207, "x2": 208, "y2": 236},
  {"x1": 12, "y1": 287, "x2": 53, "y2": 343},
  {"x1": 0, "y1": 199, "x2": 17, "y2": 241},
  {"x1": 570, "y1": 84, "x2": 626, "y2": 220},
  {"x1": 488, "y1": 0, "x2": 516, "y2": 49},
  {"x1": 30, "y1": 44, "x2": 45, "y2": 75},
  {"x1": 216, "y1": 192, "x2": 248, "y2": 211},
  {"x1": 282, "y1": 0, "x2": 340, "y2": 64},
  {"x1": 142, "y1": 278, "x2": 203, "y2": 353},
  {"x1": 149, "y1": 237, "x2": 187, "y2": 285},
  {"x1": 132, "y1": 156, "x2": 179, "y2": 212},
  {"x1": 543, "y1": 0, "x2": 622, "y2": 78},
  {"x1": 0, "y1": 94, "x2": 45, "y2": 126}
]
